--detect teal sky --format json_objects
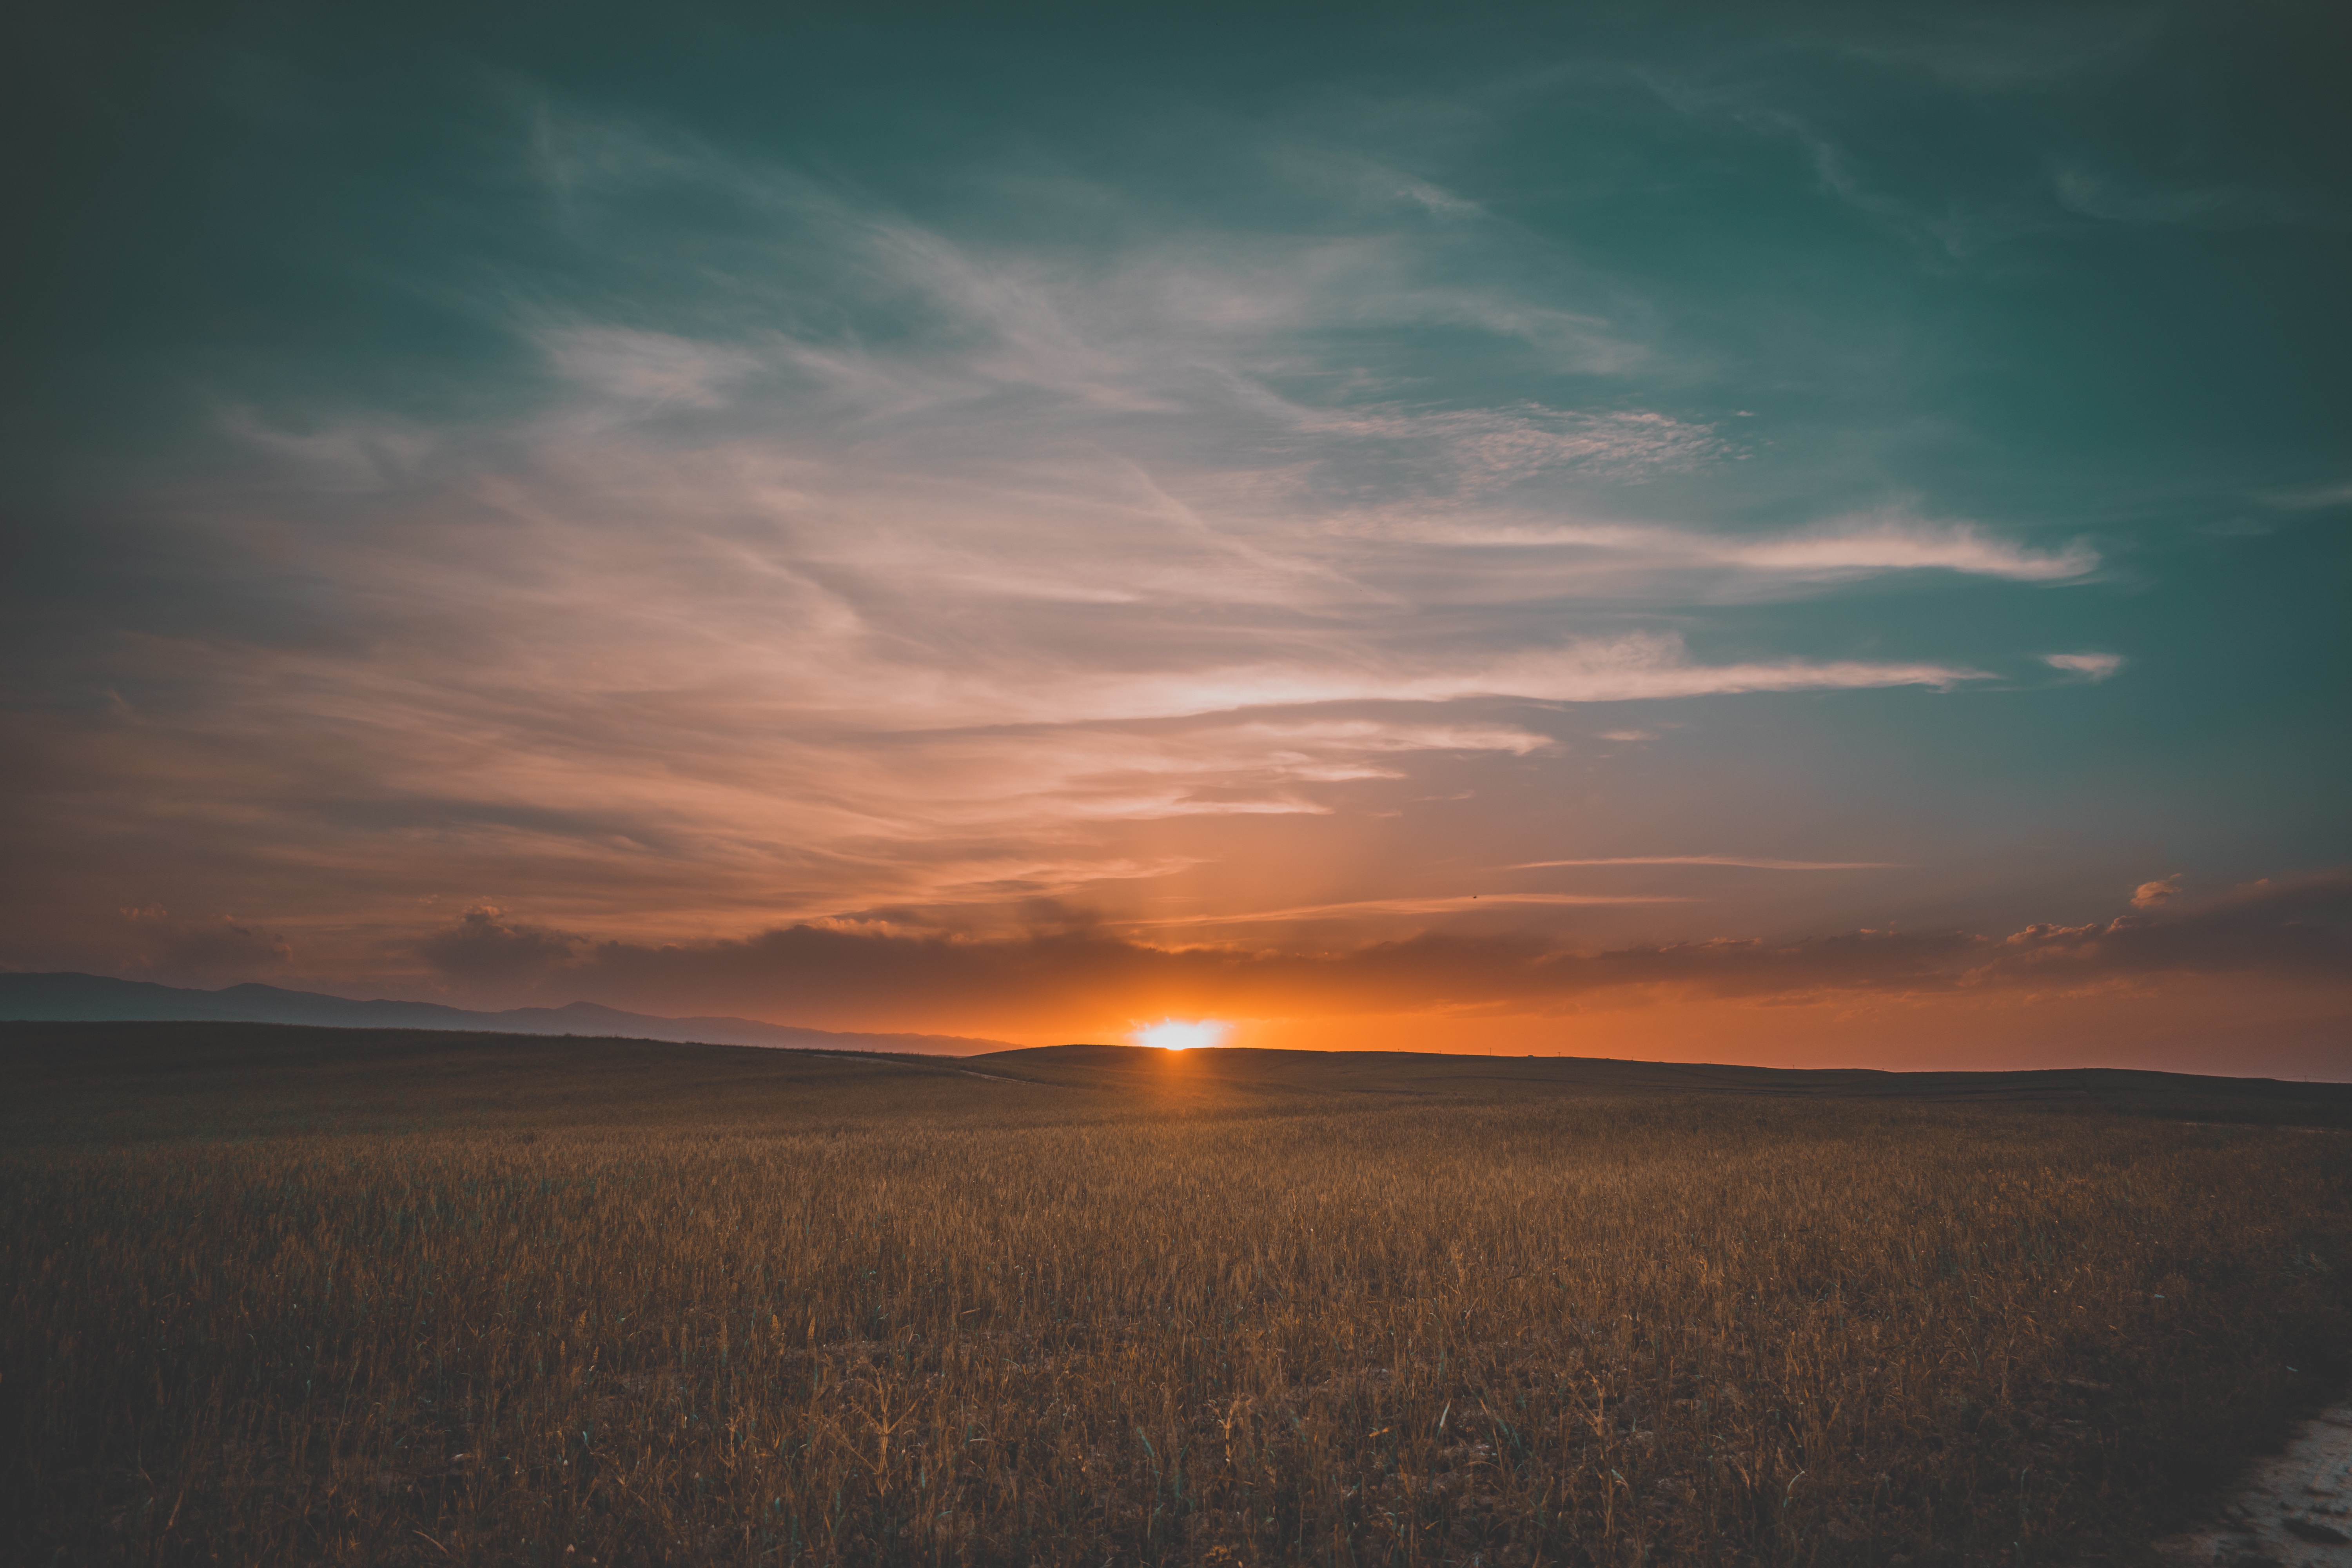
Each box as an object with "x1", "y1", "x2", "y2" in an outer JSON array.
[{"x1": 5, "y1": 2, "x2": 2348, "y2": 1067}]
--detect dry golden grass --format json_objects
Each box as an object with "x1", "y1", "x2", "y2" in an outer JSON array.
[{"x1": 4, "y1": 1023, "x2": 2350, "y2": 1568}]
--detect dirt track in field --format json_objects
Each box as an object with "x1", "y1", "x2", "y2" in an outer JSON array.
[{"x1": 2160, "y1": 1395, "x2": 2352, "y2": 1567}]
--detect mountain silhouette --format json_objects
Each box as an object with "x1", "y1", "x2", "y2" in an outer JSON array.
[{"x1": 0, "y1": 972, "x2": 1012, "y2": 1055}]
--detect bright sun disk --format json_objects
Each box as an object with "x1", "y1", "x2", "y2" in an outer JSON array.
[{"x1": 1132, "y1": 1019, "x2": 1229, "y2": 1051}]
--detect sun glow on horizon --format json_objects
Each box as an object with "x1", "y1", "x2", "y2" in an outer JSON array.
[{"x1": 1132, "y1": 1018, "x2": 1230, "y2": 1052}]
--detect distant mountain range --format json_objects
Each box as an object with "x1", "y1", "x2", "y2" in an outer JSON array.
[{"x1": 0, "y1": 972, "x2": 1014, "y2": 1056}]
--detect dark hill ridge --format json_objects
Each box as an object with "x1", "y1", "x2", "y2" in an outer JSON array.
[
  {"x1": 0, "y1": 971, "x2": 1016, "y2": 1055},
  {"x1": 0, "y1": 999, "x2": 2343, "y2": 1126},
  {"x1": 978, "y1": 1042, "x2": 2352, "y2": 1119},
  {"x1": 0, "y1": 1020, "x2": 1035, "y2": 1148}
]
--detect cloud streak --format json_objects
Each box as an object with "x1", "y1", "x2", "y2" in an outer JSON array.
[
  {"x1": 2043, "y1": 653, "x2": 2124, "y2": 681},
  {"x1": 0, "y1": 89, "x2": 2165, "y2": 1007},
  {"x1": 406, "y1": 870, "x2": 2352, "y2": 1032},
  {"x1": 1511, "y1": 857, "x2": 1907, "y2": 870},
  {"x1": 1119, "y1": 893, "x2": 1693, "y2": 929}
]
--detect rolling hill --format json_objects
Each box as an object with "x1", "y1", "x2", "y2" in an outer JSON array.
[{"x1": 0, "y1": 970, "x2": 1014, "y2": 1054}]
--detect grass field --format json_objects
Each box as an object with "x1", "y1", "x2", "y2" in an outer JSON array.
[{"x1": 5, "y1": 1022, "x2": 2351, "y2": 1567}]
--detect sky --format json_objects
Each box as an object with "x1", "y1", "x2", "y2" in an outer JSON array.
[{"x1": 4, "y1": 0, "x2": 2348, "y2": 1071}]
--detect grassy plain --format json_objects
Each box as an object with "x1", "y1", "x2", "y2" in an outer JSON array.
[{"x1": 4, "y1": 1022, "x2": 2351, "y2": 1568}]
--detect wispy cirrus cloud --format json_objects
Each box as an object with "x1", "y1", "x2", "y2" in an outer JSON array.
[
  {"x1": 2053, "y1": 166, "x2": 2341, "y2": 230},
  {"x1": 1298, "y1": 405, "x2": 1732, "y2": 490},
  {"x1": 2042, "y1": 652, "x2": 2124, "y2": 681},
  {"x1": 1725, "y1": 514, "x2": 2098, "y2": 580},
  {"x1": 5, "y1": 101, "x2": 2130, "y2": 989},
  {"x1": 543, "y1": 328, "x2": 765, "y2": 409},
  {"x1": 1330, "y1": 510, "x2": 2098, "y2": 610},
  {"x1": 2262, "y1": 480, "x2": 2352, "y2": 512}
]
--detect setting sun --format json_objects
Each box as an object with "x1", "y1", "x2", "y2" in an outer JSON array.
[{"x1": 1132, "y1": 1019, "x2": 1230, "y2": 1052}]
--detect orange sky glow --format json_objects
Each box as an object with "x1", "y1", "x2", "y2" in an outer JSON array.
[{"x1": 5, "y1": 7, "x2": 2347, "y2": 1076}]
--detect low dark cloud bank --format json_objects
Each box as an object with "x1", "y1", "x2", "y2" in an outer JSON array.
[
  {"x1": 421, "y1": 871, "x2": 2352, "y2": 1022},
  {"x1": 107, "y1": 905, "x2": 294, "y2": 978},
  {"x1": 421, "y1": 906, "x2": 592, "y2": 983}
]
